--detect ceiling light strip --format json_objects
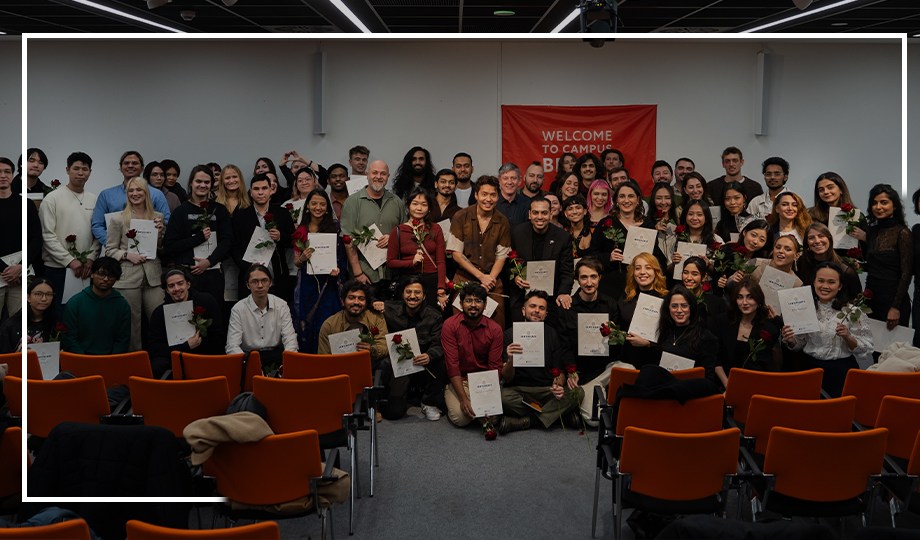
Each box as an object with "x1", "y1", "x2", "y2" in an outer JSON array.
[
  {"x1": 550, "y1": 7, "x2": 579, "y2": 33},
  {"x1": 742, "y1": 0, "x2": 861, "y2": 33},
  {"x1": 328, "y1": 0, "x2": 371, "y2": 33},
  {"x1": 67, "y1": 0, "x2": 184, "y2": 32}
]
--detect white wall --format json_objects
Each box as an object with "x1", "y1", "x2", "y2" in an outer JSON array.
[
  {"x1": 1, "y1": 38, "x2": 21, "y2": 160},
  {"x1": 26, "y1": 37, "x2": 902, "y2": 210}
]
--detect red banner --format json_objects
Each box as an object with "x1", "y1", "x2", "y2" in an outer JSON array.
[{"x1": 501, "y1": 105, "x2": 657, "y2": 196}]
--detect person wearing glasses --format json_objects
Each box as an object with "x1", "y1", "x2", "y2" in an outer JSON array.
[
  {"x1": 61, "y1": 257, "x2": 131, "y2": 354},
  {"x1": 225, "y1": 263, "x2": 297, "y2": 374}
]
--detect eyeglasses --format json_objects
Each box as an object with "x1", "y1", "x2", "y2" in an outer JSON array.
[
  {"x1": 248, "y1": 278, "x2": 271, "y2": 286},
  {"x1": 462, "y1": 297, "x2": 485, "y2": 305},
  {"x1": 30, "y1": 291, "x2": 54, "y2": 299},
  {"x1": 93, "y1": 271, "x2": 117, "y2": 280}
]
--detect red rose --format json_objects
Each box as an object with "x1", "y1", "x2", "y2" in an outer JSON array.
[
  {"x1": 840, "y1": 203, "x2": 854, "y2": 212},
  {"x1": 342, "y1": 235, "x2": 352, "y2": 245},
  {"x1": 292, "y1": 226, "x2": 308, "y2": 241},
  {"x1": 264, "y1": 213, "x2": 274, "y2": 222},
  {"x1": 392, "y1": 334, "x2": 403, "y2": 345},
  {"x1": 846, "y1": 247, "x2": 863, "y2": 258},
  {"x1": 412, "y1": 218, "x2": 421, "y2": 226},
  {"x1": 370, "y1": 326, "x2": 379, "y2": 336},
  {"x1": 126, "y1": 229, "x2": 137, "y2": 239},
  {"x1": 862, "y1": 289, "x2": 873, "y2": 300},
  {"x1": 445, "y1": 280, "x2": 454, "y2": 290},
  {"x1": 508, "y1": 250, "x2": 519, "y2": 260},
  {"x1": 55, "y1": 322, "x2": 67, "y2": 333},
  {"x1": 656, "y1": 210, "x2": 666, "y2": 219},
  {"x1": 193, "y1": 306, "x2": 206, "y2": 316},
  {"x1": 65, "y1": 234, "x2": 77, "y2": 243},
  {"x1": 702, "y1": 282, "x2": 712, "y2": 292},
  {"x1": 759, "y1": 330, "x2": 772, "y2": 341},
  {"x1": 550, "y1": 368, "x2": 561, "y2": 378},
  {"x1": 285, "y1": 203, "x2": 294, "y2": 211},
  {"x1": 199, "y1": 201, "x2": 209, "y2": 209},
  {"x1": 733, "y1": 244, "x2": 749, "y2": 255},
  {"x1": 485, "y1": 428, "x2": 497, "y2": 441},
  {"x1": 566, "y1": 364, "x2": 577, "y2": 374},
  {"x1": 674, "y1": 225, "x2": 686, "y2": 234},
  {"x1": 710, "y1": 242, "x2": 723, "y2": 251},
  {"x1": 599, "y1": 323, "x2": 612, "y2": 337},
  {"x1": 601, "y1": 218, "x2": 614, "y2": 228},
  {"x1": 51, "y1": 179, "x2": 61, "y2": 188}
]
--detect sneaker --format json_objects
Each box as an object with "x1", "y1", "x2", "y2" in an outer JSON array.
[{"x1": 421, "y1": 404, "x2": 441, "y2": 421}]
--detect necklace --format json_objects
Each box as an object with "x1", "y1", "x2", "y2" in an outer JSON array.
[
  {"x1": 671, "y1": 326, "x2": 688, "y2": 346},
  {"x1": 68, "y1": 186, "x2": 85, "y2": 206}
]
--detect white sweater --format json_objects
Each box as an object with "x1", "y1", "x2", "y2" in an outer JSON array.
[{"x1": 39, "y1": 186, "x2": 100, "y2": 268}]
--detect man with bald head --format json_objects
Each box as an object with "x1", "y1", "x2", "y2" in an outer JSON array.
[{"x1": 340, "y1": 160, "x2": 406, "y2": 300}]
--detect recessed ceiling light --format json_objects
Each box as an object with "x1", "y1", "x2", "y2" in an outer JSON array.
[{"x1": 494, "y1": 10, "x2": 515, "y2": 16}]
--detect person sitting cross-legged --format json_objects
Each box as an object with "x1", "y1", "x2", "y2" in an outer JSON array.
[{"x1": 500, "y1": 290, "x2": 583, "y2": 434}]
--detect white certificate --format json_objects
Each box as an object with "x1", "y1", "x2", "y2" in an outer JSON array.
[
  {"x1": 163, "y1": 301, "x2": 196, "y2": 347},
  {"x1": 577, "y1": 313, "x2": 609, "y2": 357},
  {"x1": 621, "y1": 227, "x2": 658, "y2": 264},
  {"x1": 356, "y1": 224, "x2": 388, "y2": 271},
  {"x1": 62, "y1": 272, "x2": 91, "y2": 304},
  {"x1": 306, "y1": 233, "x2": 338, "y2": 275},
  {"x1": 659, "y1": 352, "x2": 696, "y2": 372},
  {"x1": 223, "y1": 259, "x2": 239, "y2": 302},
  {"x1": 828, "y1": 207, "x2": 860, "y2": 250},
  {"x1": 328, "y1": 328, "x2": 360, "y2": 354},
  {"x1": 129, "y1": 218, "x2": 158, "y2": 259},
  {"x1": 526, "y1": 260, "x2": 555, "y2": 295},
  {"x1": 467, "y1": 369, "x2": 503, "y2": 418},
  {"x1": 709, "y1": 207, "x2": 721, "y2": 228},
  {"x1": 867, "y1": 319, "x2": 913, "y2": 353},
  {"x1": 242, "y1": 227, "x2": 275, "y2": 265},
  {"x1": 759, "y1": 264, "x2": 799, "y2": 315},
  {"x1": 346, "y1": 176, "x2": 367, "y2": 195},
  {"x1": 451, "y1": 293, "x2": 498, "y2": 318},
  {"x1": 0, "y1": 251, "x2": 22, "y2": 288},
  {"x1": 27, "y1": 192, "x2": 43, "y2": 201},
  {"x1": 628, "y1": 293, "x2": 664, "y2": 343},
  {"x1": 777, "y1": 287, "x2": 820, "y2": 335},
  {"x1": 193, "y1": 231, "x2": 219, "y2": 270},
  {"x1": 28, "y1": 341, "x2": 60, "y2": 380},
  {"x1": 512, "y1": 322, "x2": 545, "y2": 367},
  {"x1": 672, "y1": 242, "x2": 708, "y2": 280},
  {"x1": 386, "y1": 328, "x2": 423, "y2": 378}
]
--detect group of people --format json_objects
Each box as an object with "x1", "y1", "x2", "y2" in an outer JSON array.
[{"x1": 10, "y1": 142, "x2": 920, "y2": 440}]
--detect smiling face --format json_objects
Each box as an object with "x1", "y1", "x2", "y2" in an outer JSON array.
[
  {"x1": 343, "y1": 288, "x2": 367, "y2": 317},
  {"x1": 806, "y1": 228, "x2": 831, "y2": 256},
  {"x1": 564, "y1": 202, "x2": 586, "y2": 224},
  {"x1": 402, "y1": 282, "x2": 425, "y2": 311},
  {"x1": 669, "y1": 294, "x2": 691, "y2": 326},
  {"x1": 813, "y1": 267, "x2": 842, "y2": 303},
  {"x1": 524, "y1": 164, "x2": 544, "y2": 193},
  {"x1": 545, "y1": 194, "x2": 560, "y2": 219},
  {"x1": 742, "y1": 228, "x2": 769, "y2": 252},
  {"x1": 411, "y1": 150, "x2": 427, "y2": 174},
  {"x1": 408, "y1": 194, "x2": 429, "y2": 221},
  {"x1": 561, "y1": 175, "x2": 579, "y2": 198},
  {"x1": 165, "y1": 273, "x2": 191, "y2": 303},
  {"x1": 452, "y1": 155, "x2": 473, "y2": 182},
  {"x1": 816, "y1": 178, "x2": 842, "y2": 206},
  {"x1": 499, "y1": 169, "x2": 520, "y2": 197},
  {"x1": 654, "y1": 189, "x2": 672, "y2": 213},
  {"x1": 126, "y1": 182, "x2": 146, "y2": 207},
  {"x1": 307, "y1": 193, "x2": 328, "y2": 221},
  {"x1": 722, "y1": 152, "x2": 743, "y2": 177},
  {"x1": 328, "y1": 167, "x2": 348, "y2": 192},
  {"x1": 254, "y1": 159, "x2": 270, "y2": 175},
  {"x1": 436, "y1": 174, "x2": 456, "y2": 197},
  {"x1": 120, "y1": 153, "x2": 142, "y2": 181},
  {"x1": 190, "y1": 171, "x2": 212, "y2": 202},
  {"x1": 461, "y1": 294, "x2": 485, "y2": 320},
  {"x1": 684, "y1": 177, "x2": 704, "y2": 201},
  {"x1": 724, "y1": 189, "x2": 746, "y2": 216},
  {"x1": 590, "y1": 187, "x2": 609, "y2": 211},
  {"x1": 675, "y1": 159, "x2": 694, "y2": 181},
  {"x1": 776, "y1": 194, "x2": 799, "y2": 222},
  {"x1": 772, "y1": 236, "x2": 800, "y2": 269},
  {"x1": 529, "y1": 200, "x2": 550, "y2": 233},
  {"x1": 684, "y1": 205, "x2": 706, "y2": 232},
  {"x1": 633, "y1": 258, "x2": 656, "y2": 290},
  {"x1": 165, "y1": 167, "x2": 179, "y2": 188},
  {"x1": 681, "y1": 262, "x2": 703, "y2": 291},
  {"x1": 652, "y1": 166, "x2": 672, "y2": 184},
  {"x1": 609, "y1": 170, "x2": 629, "y2": 186},
  {"x1": 580, "y1": 161, "x2": 596, "y2": 182},
  {"x1": 222, "y1": 168, "x2": 241, "y2": 193},
  {"x1": 475, "y1": 183, "x2": 498, "y2": 213},
  {"x1": 871, "y1": 192, "x2": 894, "y2": 220},
  {"x1": 735, "y1": 286, "x2": 759, "y2": 315},
  {"x1": 616, "y1": 186, "x2": 639, "y2": 216},
  {"x1": 295, "y1": 170, "x2": 316, "y2": 197},
  {"x1": 521, "y1": 295, "x2": 548, "y2": 323},
  {"x1": 350, "y1": 152, "x2": 369, "y2": 175},
  {"x1": 367, "y1": 160, "x2": 389, "y2": 194}
]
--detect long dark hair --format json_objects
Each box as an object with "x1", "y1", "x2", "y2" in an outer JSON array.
[
  {"x1": 679, "y1": 199, "x2": 715, "y2": 244},
  {"x1": 406, "y1": 187, "x2": 436, "y2": 226},
  {"x1": 27, "y1": 277, "x2": 56, "y2": 338},
  {"x1": 867, "y1": 183, "x2": 906, "y2": 227},
  {"x1": 810, "y1": 172, "x2": 854, "y2": 224},
  {"x1": 659, "y1": 284, "x2": 708, "y2": 356},
  {"x1": 393, "y1": 146, "x2": 436, "y2": 201},
  {"x1": 300, "y1": 188, "x2": 337, "y2": 233},
  {"x1": 812, "y1": 261, "x2": 849, "y2": 310},
  {"x1": 726, "y1": 277, "x2": 770, "y2": 325},
  {"x1": 649, "y1": 182, "x2": 679, "y2": 224}
]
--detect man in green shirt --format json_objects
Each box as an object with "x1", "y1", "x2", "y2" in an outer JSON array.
[{"x1": 62, "y1": 257, "x2": 131, "y2": 354}]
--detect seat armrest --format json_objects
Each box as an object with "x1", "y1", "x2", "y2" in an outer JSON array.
[
  {"x1": 322, "y1": 449, "x2": 340, "y2": 480},
  {"x1": 160, "y1": 369, "x2": 172, "y2": 380}
]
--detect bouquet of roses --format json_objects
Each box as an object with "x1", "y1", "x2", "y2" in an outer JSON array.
[
  {"x1": 254, "y1": 212, "x2": 278, "y2": 249},
  {"x1": 599, "y1": 321, "x2": 627, "y2": 346},
  {"x1": 508, "y1": 250, "x2": 526, "y2": 280},
  {"x1": 837, "y1": 289, "x2": 873, "y2": 323},
  {"x1": 65, "y1": 234, "x2": 95, "y2": 264},
  {"x1": 188, "y1": 306, "x2": 213, "y2": 337}
]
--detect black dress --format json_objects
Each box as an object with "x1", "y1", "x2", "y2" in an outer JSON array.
[
  {"x1": 718, "y1": 316, "x2": 782, "y2": 378},
  {"x1": 590, "y1": 216, "x2": 653, "y2": 302},
  {"x1": 659, "y1": 325, "x2": 720, "y2": 385},
  {"x1": 865, "y1": 219, "x2": 912, "y2": 327}
]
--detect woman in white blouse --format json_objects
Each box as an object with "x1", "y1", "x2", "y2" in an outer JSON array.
[{"x1": 780, "y1": 261, "x2": 872, "y2": 397}]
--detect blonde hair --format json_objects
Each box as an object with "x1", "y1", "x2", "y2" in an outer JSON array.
[
  {"x1": 215, "y1": 164, "x2": 251, "y2": 211},
  {"x1": 624, "y1": 252, "x2": 668, "y2": 301},
  {"x1": 121, "y1": 176, "x2": 155, "y2": 227},
  {"x1": 768, "y1": 192, "x2": 812, "y2": 238}
]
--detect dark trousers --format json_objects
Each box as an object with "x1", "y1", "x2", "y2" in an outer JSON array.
[
  {"x1": 380, "y1": 355, "x2": 446, "y2": 420},
  {"x1": 803, "y1": 355, "x2": 857, "y2": 398}
]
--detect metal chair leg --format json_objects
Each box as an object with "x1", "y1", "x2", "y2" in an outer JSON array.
[
  {"x1": 369, "y1": 405, "x2": 377, "y2": 497},
  {"x1": 591, "y1": 467, "x2": 600, "y2": 538},
  {"x1": 348, "y1": 432, "x2": 356, "y2": 535},
  {"x1": 614, "y1": 474, "x2": 623, "y2": 540}
]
